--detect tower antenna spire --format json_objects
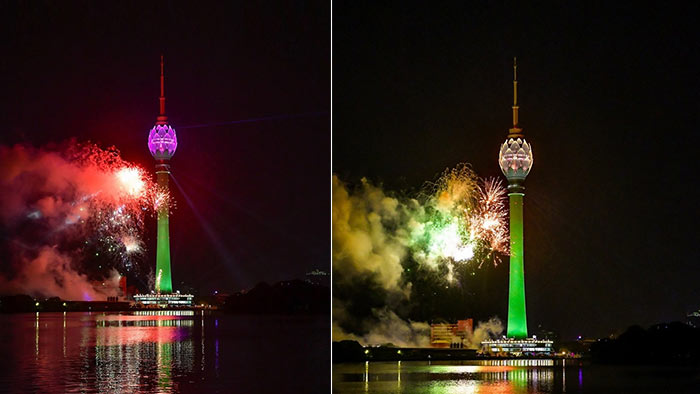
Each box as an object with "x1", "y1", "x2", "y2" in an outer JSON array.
[
  {"x1": 513, "y1": 57, "x2": 517, "y2": 126},
  {"x1": 509, "y1": 57, "x2": 522, "y2": 137},
  {"x1": 157, "y1": 55, "x2": 167, "y2": 124}
]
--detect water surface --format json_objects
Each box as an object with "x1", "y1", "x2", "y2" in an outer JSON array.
[
  {"x1": 0, "y1": 311, "x2": 329, "y2": 393},
  {"x1": 333, "y1": 359, "x2": 700, "y2": 393}
]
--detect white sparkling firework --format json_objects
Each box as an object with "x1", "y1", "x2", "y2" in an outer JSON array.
[{"x1": 116, "y1": 167, "x2": 147, "y2": 197}]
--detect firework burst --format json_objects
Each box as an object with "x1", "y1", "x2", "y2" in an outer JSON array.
[
  {"x1": 68, "y1": 143, "x2": 174, "y2": 274},
  {"x1": 469, "y1": 178, "x2": 509, "y2": 262},
  {"x1": 116, "y1": 166, "x2": 147, "y2": 197},
  {"x1": 121, "y1": 235, "x2": 142, "y2": 254},
  {"x1": 149, "y1": 186, "x2": 172, "y2": 214},
  {"x1": 410, "y1": 164, "x2": 509, "y2": 273},
  {"x1": 0, "y1": 142, "x2": 181, "y2": 299}
]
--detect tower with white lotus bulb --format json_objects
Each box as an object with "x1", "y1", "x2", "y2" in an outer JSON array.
[{"x1": 498, "y1": 58, "x2": 533, "y2": 339}]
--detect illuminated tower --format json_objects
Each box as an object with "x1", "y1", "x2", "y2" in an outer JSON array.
[
  {"x1": 147, "y1": 55, "x2": 177, "y2": 293},
  {"x1": 498, "y1": 58, "x2": 533, "y2": 339}
]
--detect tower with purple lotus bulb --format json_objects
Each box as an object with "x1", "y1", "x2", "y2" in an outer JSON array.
[{"x1": 147, "y1": 55, "x2": 177, "y2": 293}]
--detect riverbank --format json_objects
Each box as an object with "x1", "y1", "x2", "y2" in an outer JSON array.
[{"x1": 333, "y1": 340, "x2": 580, "y2": 363}]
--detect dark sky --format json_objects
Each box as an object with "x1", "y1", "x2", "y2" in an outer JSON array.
[
  {"x1": 0, "y1": 1, "x2": 329, "y2": 293},
  {"x1": 333, "y1": 3, "x2": 700, "y2": 339}
]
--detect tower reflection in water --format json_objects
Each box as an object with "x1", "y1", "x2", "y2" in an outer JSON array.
[
  {"x1": 12, "y1": 311, "x2": 326, "y2": 393},
  {"x1": 90, "y1": 311, "x2": 198, "y2": 393},
  {"x1": 425, "y1": 359, "x2": 556, "y2": 394}
]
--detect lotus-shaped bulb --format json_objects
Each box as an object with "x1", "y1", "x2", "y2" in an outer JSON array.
[
  {"x1": 499, "y1": 137, "x2": 533, "y2": 181},
  {"x1": 148, "y1": 124, "x2": 178, "y2": 160}
]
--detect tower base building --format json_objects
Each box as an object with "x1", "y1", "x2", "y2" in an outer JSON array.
[
  {"x1": 133, "y1": 292, "x2": 194, "y2": 307},
  {"x1": 480, "y1": 338, "x2": 554, "y2": 357}
]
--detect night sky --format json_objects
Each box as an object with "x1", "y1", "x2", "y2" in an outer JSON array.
[
  {"x1": 0, "y1": 2, "x2": 329, "y2": 293},
  {"x1": 333, "y1": 3, "x2": 699, "y2": 339}
]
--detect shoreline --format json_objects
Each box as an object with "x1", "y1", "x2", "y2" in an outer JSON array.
[{"x1": 333, "y1": 343, "x2": 582, "y2": 363}]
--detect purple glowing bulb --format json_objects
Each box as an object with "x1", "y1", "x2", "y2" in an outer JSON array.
[
  {"x1": 147, "y1": 56, "x2": 178, "y2": 160},
  {"x1": 148, "y1": 125, "x2": 178, "y2": 160}
]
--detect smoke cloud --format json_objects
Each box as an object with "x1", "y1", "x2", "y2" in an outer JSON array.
[
  {"x1": 0, "y1": 142, "x2": 153, "y2": 300},
  {"x1": 464, "y1": 318, "x2": 504, "y2": 349},
  {"x1": 332, "y1": 309, "x2": 431, "y2": 348},
  {"x1": 332, "y1": 176, "x2": 412, "y2": 292},
  {"x1": 0, "y1": 247, "x2": 121, "y2": 301}
]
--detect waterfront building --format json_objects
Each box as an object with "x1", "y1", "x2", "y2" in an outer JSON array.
[
  {"x1": 687, "y1": 310, "x2": 700, "y2": 328},
  {"x1": 430, "y1": 319, "x2": 474, "y2": 348},
  {"x1": 133, "y1": 292, "x2": 194, "y2": 307},
  {"x1": 480, "y1": 337, "x2": 554, "y2": 357}
]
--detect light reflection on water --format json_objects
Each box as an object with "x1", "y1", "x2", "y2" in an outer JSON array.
[
  {"x1": 0, "y1": 311, "x2": 329, "y2": 393},
  {"x1": 34, "y1": 311, "x2": 196, "y2": 393},
  {"x1": 336, "y1": 358, "x2": 700, "y2": 393},
  {"x1": 336, "y1": 359, "x2": 580, "y2": 394}
]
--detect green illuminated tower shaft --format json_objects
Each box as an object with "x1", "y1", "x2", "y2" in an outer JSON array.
[
  {"x1": 155, "y1": 162, "x2": 172, "y2": 293},
  {"x1": 498, "y1": 58, "x2": 533, "y2": 339},
  {"x1": 506, "y1": 183, "x2": 527, "y2": 338}
]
